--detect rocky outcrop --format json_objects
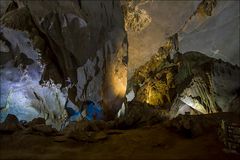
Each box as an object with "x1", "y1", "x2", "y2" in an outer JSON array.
[
  {"x1": 166, "y1": 112, "x2": 240, "y2": 138},
  {"x1": 0, "y1": 114, "x2": 23, "y2": 133},
  {"x1": 171, "y1": 52, "x2": 240, "y2": 116},
  {"x1": 115, "y1": 101, "x2": 169, "y2": 129},
  {"x1": 128, "y1": 35, "x2": 178, "y2": 107},
  {"x1": 129, "y1": 50, "x2": 240, "y2": 117}
]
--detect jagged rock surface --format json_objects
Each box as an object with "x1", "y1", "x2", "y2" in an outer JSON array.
[{"x1": 122, "y1": 0, "x2": 151, "y2": 32}]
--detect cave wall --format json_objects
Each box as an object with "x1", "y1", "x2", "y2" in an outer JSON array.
[
  {"x1": 179, "y1": 0, "x2": 240, "y2": 66},
  {"x1": 0, "y1": 0, "x2": 128, "y2": 121},
  {"x1": 126, "y1": 0, "x2": 200, "y2": 77},
  {"x1": 126, "y1": 0, "x2": 239, "y2": 77},
  {"x1": 126, "y1": 0, "x2": 240, "y2": 115},
  {"x1": 24, "y1": 0, "x2": 128, "y2": 117}
]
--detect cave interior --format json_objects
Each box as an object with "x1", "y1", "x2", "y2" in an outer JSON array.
[{"x1": 0, "y1": 0, "x2": 240, "y2": 159}]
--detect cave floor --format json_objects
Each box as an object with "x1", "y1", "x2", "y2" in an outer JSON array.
[{"x1": 1, "y1": 119, "x2": 239, "y2": 160}]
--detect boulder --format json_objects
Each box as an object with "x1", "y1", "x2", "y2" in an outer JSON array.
[
  {"x1": 167, "y1": 114, "x2": 217, "y2": 138},
  {"x1": 27, "y1": 117, "x2": 46, "y2": 126},
  {"x1": 115, "y1": 101, "x2": 168, "y2": 129},
  {"x1": 0, "y1": 114, "x2": 23, "y2": 133},
  {"x1": 31, "y1": 124, "x2": 57, "y2": 136},
  {"x1": 64, "y1": 121, "x2": 108, "y2": 143}
]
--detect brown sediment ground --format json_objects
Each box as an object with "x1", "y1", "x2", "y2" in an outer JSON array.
[{"x1": 0, "y1": 113, "x2": 239, "y2": 160}]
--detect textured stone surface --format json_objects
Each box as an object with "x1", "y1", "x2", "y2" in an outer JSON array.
[
  {"x1": 0, "y1": 0, "x2": 12, "y2": 17},
  {"x1": 122, "y1": 0, "x2": 151, "y2": 32},
  {"x1": 130, "y1": 50, "x2": 240, "y2": 116},
  {"x1": 179, "y1": 1, "x2": 239, "y2": 66}
]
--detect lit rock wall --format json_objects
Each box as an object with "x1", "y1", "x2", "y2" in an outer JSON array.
[
  {"x1": 125, "y1": 0, "x2": 200, "y2": 77},
  {"x1": 171, "y1": 52, "x2": 240, "y2": 116},
  {"x1": 0, "y1": 27, "x2": 69, "y2": 130},
  {"x1": 129, "y1": 49, "x2": 240, "y2": 116}
]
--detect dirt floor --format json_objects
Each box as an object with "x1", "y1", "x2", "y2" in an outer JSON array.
[{"x1": 0, "y1": 113, "x2": 240, "y2": 160}]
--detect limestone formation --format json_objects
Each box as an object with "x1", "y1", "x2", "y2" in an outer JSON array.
[{"x1": 129, "y1": 50, "x2": 240, "y2": 117}]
